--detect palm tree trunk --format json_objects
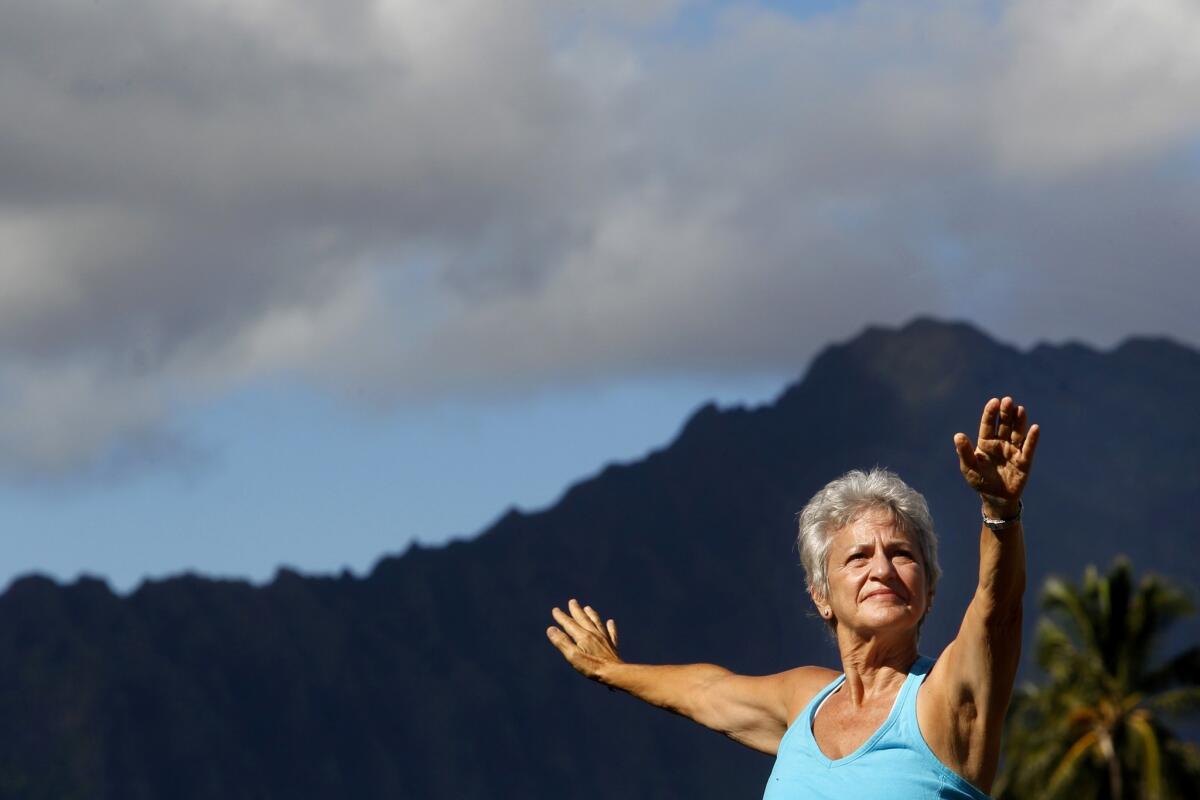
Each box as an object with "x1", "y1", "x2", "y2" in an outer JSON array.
[{"x1": 1099, "y1": 730, "x2": 1123, "y2": 799}]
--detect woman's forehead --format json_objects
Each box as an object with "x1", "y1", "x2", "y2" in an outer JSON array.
[{"x1": 831, "y1": 508, "x2": 914, "y2": 547}]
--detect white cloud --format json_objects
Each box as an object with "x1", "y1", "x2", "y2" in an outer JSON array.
[
  {"x1": 0, "y1": 0, "x2": 1197, "y2": 478},
  {"x1": 992, "y1": 0, "x2": 1200, "y2": 174},
  {"x1": 0, "y1": 360, "x2": 173, "y2": 478}
]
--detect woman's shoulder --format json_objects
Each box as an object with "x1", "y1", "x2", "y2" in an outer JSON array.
[{"x1": 778, "y1": 665, "x2": 841, "y2": 725}]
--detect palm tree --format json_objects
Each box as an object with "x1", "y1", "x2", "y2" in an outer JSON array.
[{"x1": 996, "y1": 558, "x2": 1200, "y2": 800}]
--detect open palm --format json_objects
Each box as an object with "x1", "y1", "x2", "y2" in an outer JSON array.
[{"x1": 954, "y1": 396, "x2": 1040, "y2": 514}]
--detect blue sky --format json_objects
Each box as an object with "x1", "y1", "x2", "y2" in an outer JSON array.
[
  {"x1": 0, "y1": 370, "x2": 788, "y2": 591},
  {"x1": 1, "y1": 0, "x2": 1198, "y2": 591}
]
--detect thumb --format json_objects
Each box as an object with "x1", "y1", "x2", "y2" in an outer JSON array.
[{"x1": 953, "y1": 433, "x2": 977, "y2": 472}]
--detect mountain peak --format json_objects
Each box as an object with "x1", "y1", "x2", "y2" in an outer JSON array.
[{"x1": 778, "y1": 317, "x2": 1017, "y2": 410}]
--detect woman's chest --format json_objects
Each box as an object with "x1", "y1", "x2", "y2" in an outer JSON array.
[{"x1": 810, "y1": 694, "x2": 896, "y2": 760}]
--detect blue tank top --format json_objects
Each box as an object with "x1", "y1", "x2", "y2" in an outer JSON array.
[{"x1": 762, "y1": 656, "x2": 991, "y2": 800}]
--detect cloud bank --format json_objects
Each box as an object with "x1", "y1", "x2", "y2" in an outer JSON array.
[{"x1": 1, "y1": 0, "x2": 1198, "y2": 477}]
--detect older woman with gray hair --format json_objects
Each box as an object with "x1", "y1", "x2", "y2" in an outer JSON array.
[{"x1": 547, "y1": 396, "x2": 1040, "y2": 798}]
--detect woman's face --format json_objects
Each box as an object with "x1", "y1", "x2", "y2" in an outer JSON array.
[{"x1": 817, "y1": 508, "x2": 930, "y2": 635}]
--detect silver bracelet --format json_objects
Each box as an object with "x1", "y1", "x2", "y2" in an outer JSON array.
[{"x1": 982, "y1": 500, "x2": 1022, "y2": 531}]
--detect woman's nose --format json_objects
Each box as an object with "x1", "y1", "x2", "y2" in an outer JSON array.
[{"x1": 870, "y1": 552, "x2": 896, "y2": 578}]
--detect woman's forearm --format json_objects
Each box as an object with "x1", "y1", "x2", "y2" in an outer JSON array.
[
  {"x1": 593, "y1": 660, "x2": 794, "y2": 754},
  {"x1": 546, "y1": 600, "x2": 755, "y2": 731},
  {"x1": 973, "y1": 502, "x2": 1026, "y2": 626},
  {"x1": 596, "y1": 661, "x2": 733, "y2": 721}
]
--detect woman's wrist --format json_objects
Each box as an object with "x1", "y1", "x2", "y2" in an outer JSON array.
[
  {"x1": 594, "y1": 659, "x2": 626, "y2": 687},
  {"x1": 980, "y1": 495, "x2": 1021, "y2": 520}
]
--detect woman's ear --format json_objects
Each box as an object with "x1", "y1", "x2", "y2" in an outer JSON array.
[
  {"x1": 921, "y1": 589, "x2": 935, "y2": 621},
  {"x1": 811, "y1": 591, "x2": 831, "y2": 619}
]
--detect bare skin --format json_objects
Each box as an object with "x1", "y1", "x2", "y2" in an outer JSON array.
[{"x1": 547, "y1": 396, "x2": 1039, "y2": 793}]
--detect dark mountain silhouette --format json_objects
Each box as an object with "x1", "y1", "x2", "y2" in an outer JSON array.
[{"x1": 1, "y1": 318, "x2": 1197, "y2": 798}]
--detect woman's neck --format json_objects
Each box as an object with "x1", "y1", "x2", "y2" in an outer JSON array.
[{"x1": 834, "y1": 632, "x2": 920, "y2": 706}]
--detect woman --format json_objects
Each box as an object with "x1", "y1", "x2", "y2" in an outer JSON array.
[{"x1": 546, "y1": 396, "x2": 1039, "y2": 798}]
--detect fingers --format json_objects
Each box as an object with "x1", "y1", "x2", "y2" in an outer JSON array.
[
  {"x1": 549, "y1": 601, "x2": 619, "y2": 677},
  {"x1": 546, "y1": 625, "x2": 574, "y2": 656},
  {"x1": 996, "y1": 396, "x2": 1014, "y2": 441},
  {"x1": 584, "y1": 605, "x2": 619, "y2": 649},
  {"x1": 568, "y1": 598, "x2": 601, "y2": 635},
  {"x1": 953, "y1": 432, "x2": 978, "y2": 476},
  {"x1": 1012, "y1": 404, "x2": 1027, "y2": 445},
  {"x1": 582, "y1": 603, "x2": 605, "y2": 633},
  {"x1": 552, "y1": 606, "x2": 589, "y2": 642},
  {"x1": 978, "y1": 397, "x2": 1000, "y2": 442},
  {"x1": 575, "y1": 600, "x2": 619, "y2": 648},
  {"x1": 1020, "y1": 423, "x2": 1041, "y2": 466},
  {"x1": 553, "y1": 599, "x2": 615, "y2": 646}
]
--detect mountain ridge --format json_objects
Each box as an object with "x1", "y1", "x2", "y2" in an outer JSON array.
[{"x1": 1, "y1": 318, "x2": 1197, "y2": 799}]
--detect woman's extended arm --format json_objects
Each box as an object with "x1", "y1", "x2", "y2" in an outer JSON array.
[
  {"x1": 547, "y1": 599, "x2": 831, "y2": 754},
  {"x1": 919, "y1": 396, "x2": 1040, "y2": 791}
]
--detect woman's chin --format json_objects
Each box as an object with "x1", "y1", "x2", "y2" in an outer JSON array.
[{"x1": 856, "y1": 607, "x2": 920, "y2": 632}]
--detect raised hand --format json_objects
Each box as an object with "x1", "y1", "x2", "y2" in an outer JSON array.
[
  {"x1": 547, "y1": 599, "x2": 621, "y2": 681},
  {"x1": 953, "y1": 396, "x2": 1040, "y2": 518}
]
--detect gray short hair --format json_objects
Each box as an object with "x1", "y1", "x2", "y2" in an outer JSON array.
[{"x1": 796, "y1": 468, "x2": 941, "y2": 606}]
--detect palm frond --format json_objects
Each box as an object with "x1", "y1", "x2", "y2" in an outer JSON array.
[
  {"x1": 1127, "y1": 711, "x2": 1163, "y2": 800},
  {"x1": 1160, "y1": 738, "x2": 1200, "y2": 799},
  {"x1": 1145, "y1": 687, "x2": 1200, "y2": 717},
  {"x1": 1045, "y1": 729, "x2": 1101, "y2": 798},
  {"x1": 1042, "y1": 574, "x2": 1099, "y2": 652},
  {"x1": 1143, "y1": 646, "x2": 1200, "y2": 695},
  {"x1": 1000, "y1": 561, "x2": 1198, "y2": 800},
  {"x1": 1127, "y1": 577, "x2": 1194, "y2": 689},
  {"x1": 1099, "y1": 559, "x2": 1133, "y2": 678}
]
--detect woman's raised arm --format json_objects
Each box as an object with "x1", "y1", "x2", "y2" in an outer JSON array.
[
  {"x1": 547, "y1": 598, "x2": 832, "y2": 755},
  {"x1": 919, "y1": 396, "x2": 1040, "y2": 791}
]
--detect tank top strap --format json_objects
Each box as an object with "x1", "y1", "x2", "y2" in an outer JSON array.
[
  {"x1": 892, "y1": 655, "x2": 934, "y2": 735},
  {"x1": 800, "y1": 671, "x2": 846, "y2": 728},
  {"x1": 903, "y1": 655, "x2": 935, "y2": 698}
]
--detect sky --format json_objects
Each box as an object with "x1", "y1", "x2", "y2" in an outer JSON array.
[{"x1": 1, "y1": 0, "x2": 1198, "y2": 592}]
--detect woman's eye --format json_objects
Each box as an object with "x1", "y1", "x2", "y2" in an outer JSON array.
[{"x1": 848, "y1": 553, "x2": 867, "y2": 563}]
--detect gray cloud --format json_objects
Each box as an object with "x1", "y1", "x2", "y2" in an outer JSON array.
[{"x1": 0, "y1": 0, "x2": 1198, "y2": 477}]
